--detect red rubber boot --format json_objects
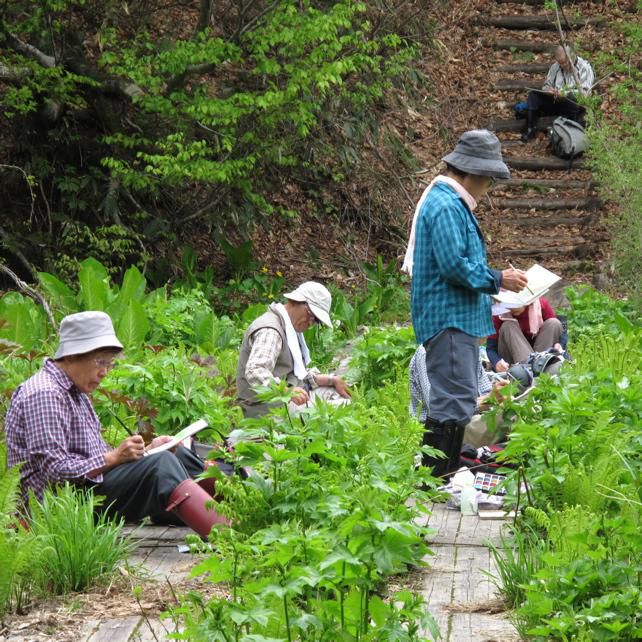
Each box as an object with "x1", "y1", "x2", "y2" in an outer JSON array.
[{"x1": 165, "y1": 479, "x2": 230, "y2": 538}]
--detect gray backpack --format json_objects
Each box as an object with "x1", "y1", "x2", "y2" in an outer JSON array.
[{"x1": 550, "y1": 117, "x2": 588, "y2": 159}]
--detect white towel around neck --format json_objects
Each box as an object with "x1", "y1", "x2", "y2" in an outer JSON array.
[
  {"x1": 273, "y1": 303, "x2": 311, "y2": 380},
  {"x1": 401, "y1": 175, "x2": 477, "y2": 276}
]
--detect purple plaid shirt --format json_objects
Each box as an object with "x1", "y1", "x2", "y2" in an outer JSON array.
[{"x1": 5, "y1": 359, "x2": 109, "y2": 504}]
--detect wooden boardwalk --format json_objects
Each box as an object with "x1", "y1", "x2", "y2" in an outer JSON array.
[{"x1": 421, "y1": 503, "x2": 519, "y2": 642}]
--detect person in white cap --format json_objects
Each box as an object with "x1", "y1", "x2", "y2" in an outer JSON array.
[
  {"x1": 5, "y1": 311, "x2": 229, "y2": 538},
  {"x1": 236, "y1": 282, "x2": 351, "y2": 417}
]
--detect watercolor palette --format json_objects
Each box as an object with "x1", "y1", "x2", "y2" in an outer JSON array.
[{"x1": 474, "y1": 472, "x2": 507, "y2": 495}]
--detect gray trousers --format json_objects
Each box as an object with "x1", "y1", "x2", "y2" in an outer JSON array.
[
  {"x1": 89, "y1": 446, "x2": 204, "y2": 523},
  {"x1": 498, "y1": 318, "x2": 563, "y2": 364},
  {"x1": 424, "y1": 328, "x2": 479, "y2": 424}
]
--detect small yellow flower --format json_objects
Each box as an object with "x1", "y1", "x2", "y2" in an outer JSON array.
[
  {"x1": 276, "y1": 271, "x2": 283, "y2": 277},
  {"x1": 261, "y1": 266, "x2": 269, "y2": 273}
]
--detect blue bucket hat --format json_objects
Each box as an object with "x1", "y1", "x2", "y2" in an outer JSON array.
[{"x1": 442, "y1": 129, "x2": 511, "y2": 180}]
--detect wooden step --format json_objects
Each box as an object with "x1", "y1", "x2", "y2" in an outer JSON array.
[
  {"x1": 494, "y1": 0, "x2": 595, "y2": 4},
  {"x1": 492, "y1": 196, "x2": 600, "y2": 210},
  {"x1": 504, "y1": 242, "x2": 598, "y2": 257},
  {"x1": 496, "y1": 63, "x2": 550, "y2": 73},
  {"x1": 495, "y1": 78, "x2": 537, "y2": 90},
  {"x1": 489, "y1": 116, "x2": 555, "y2": 132},
  {"x1": 479, "y1": 15, "x2": 606, "y2": 30},
  {"x1": 507, "y1": 214, "x2": 591, "y2": 226},
  {"x1": 507, "y1": 156, "x2": 585, "y2": 170},
  {"x1": 500, "y1": 177, "x2": 593, "y2": 190},
  {"x1": 490, "y1": 39, "x2": 557, "y2": 53}
]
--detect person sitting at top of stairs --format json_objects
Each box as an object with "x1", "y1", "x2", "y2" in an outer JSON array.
[{"x1": 522, "y1": 44, "x2": 594, "y2": 143}]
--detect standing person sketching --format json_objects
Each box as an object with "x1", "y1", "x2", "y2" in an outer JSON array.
[{"x1": 403, "y1": 130, "x2": 528, "y2": 478}]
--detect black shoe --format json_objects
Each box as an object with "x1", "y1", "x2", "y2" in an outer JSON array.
[{"x1": 521, "y1": 128, "x2": 537, "y2": 143}]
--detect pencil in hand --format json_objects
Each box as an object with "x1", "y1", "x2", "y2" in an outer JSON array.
[{"x1": 507, "y1": 261, "x2": 534, "y2": 296}]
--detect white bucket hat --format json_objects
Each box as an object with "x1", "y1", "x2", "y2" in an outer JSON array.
[
  {"x1": 54, "y1": 311, "x2": 123, "y2": 359},
  {"x1": 284, "y1": 282, "x2": 332, "y2": 328}
]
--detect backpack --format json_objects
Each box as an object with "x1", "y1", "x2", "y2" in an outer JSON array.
[{"x1": 550, "y1": 116, "x2": 588, "y2": 159}]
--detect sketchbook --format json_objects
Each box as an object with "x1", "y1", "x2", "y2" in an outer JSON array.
[
  {"x1": 144, "y1": 419, "x2": 208, "y2": 456},
  {"x1": 492, "y1": 264, "x2": 561, "y2": 308}
]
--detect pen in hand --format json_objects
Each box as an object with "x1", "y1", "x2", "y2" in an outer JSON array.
[{"x1": 507, "y1": 261, "x2": 534, "y2": 295}]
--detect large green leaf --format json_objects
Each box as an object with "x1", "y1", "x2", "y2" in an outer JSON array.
[
  {"x1": 0, "y1": 293, "x2": 45, "y2": 350},
  {"x1": 107, "y1": 265, "x2": 147, "y2": 323},
  {"x1": 115, "y1": 299, "x2": 150, "y2": 350},
  {"x1": 37, "y1": 272, "x2": 77, "y2": 315},
  {"x1": 78, "y1": 258, "x2": 111, "y2": 311}
]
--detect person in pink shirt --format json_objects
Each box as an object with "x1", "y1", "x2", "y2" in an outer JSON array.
[{"x1": 486, "y1": 297, "x2": 567, "y2": 372}]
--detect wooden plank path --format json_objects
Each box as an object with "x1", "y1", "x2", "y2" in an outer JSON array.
[
  {"x1": 421, "y1": 503, "x2": 519, "y2": 642},
  {"x1": 78, "y1": 503, "x2": 518, "y2": 642}
]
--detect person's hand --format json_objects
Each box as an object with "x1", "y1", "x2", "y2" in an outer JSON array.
[
  {"x1": 109, "y1": 435, "x2": 145, "y2": 466},
  {"x1": 149, "y1": 435, "x2": 176, "y2": 453},
  {"x1": 495, "y1": 359, "x2": 509, "y2": 373},
  {"x1": 290, "y1": 386, "x2": 310, "y2": 405},
  {"x1": 553, "y1": 342, "x2": 564, "y2": 353},
  {"x1": 500, "y1": 268, "x2": 528, "y2": 293},
  {"x1": 333, "y1": 376, "x2": 352, "y2": 399},
  {"x1": 552, "y1": 88, "x2": 561, "y2": 100},
  {"x1": 490, "y1": 379, "x2": 511, "y2": 403}
]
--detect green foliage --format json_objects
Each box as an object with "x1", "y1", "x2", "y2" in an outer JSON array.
[
  {"x1": 29, "y1": 484, "x2": 136, "y2": 594},
  {"x1": 587, "y1": 17, "x2": 642, "y2": 308},
  {"x1": 167, "y1": 386, "x2": 437, "y2": 641},
  {"x1": 0, "y1": 0, "x2": 425, "y2": 275},
  {"x1": 491, "y1": 292, "x2": 642, "y2": 640},
  {"x1": 0, "y1": 444, "x2": 38, "y2": 616},
  {"x1": 347, "y1": 325, "x2": 416, "y2": 390}
]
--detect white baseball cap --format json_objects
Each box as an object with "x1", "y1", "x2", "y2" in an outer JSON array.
[
  {"x1": 284, "y1": 282, "x2": 332, "y2": 328},
  {"x1": 54, "y1": 311, "x2": 123, "y2": 359}
]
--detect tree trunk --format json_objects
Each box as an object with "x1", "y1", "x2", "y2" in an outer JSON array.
[
  {"x1": 489, "y1": 117, "x2": 555, "y2": 132},
  {"x1": 490, "y1": 40, "x2": 557, "y2": 53},
  {"x1": 496, "y1": 63, "x2": 550, "y2": 73},
  {"x1": 499, "y1": 178, "x2": 593, "y2": 190}
]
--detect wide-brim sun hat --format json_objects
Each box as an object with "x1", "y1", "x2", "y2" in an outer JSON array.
[
  {"x1": 284, "y1": 281, "x2": 332, "y2": 328},
  {"x1": 54, "y1": 311, "x2": 124, "y2": 359},
  {"x1": 441, "y1": 129, "x2": 511, "y2": 180}
]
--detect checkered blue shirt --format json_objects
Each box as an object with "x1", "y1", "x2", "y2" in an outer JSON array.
[
  {"x1": 411, "y1": 182, "x2": 501, "y2": 344},
  {"x1": 5, "y1": 359, "x2": 108, "y2": 505}
]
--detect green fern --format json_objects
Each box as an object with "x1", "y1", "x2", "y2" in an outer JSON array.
[{"x1": 0, "y1": 444, "x2": 38, "y2": 615}]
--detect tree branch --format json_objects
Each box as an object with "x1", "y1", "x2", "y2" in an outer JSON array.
[
  {"x1": 4, "y1": 31, "x2": 56, "y2": 67},
  {"x1": 0, "y1": 261, "x2": 57, "y2": 331}
]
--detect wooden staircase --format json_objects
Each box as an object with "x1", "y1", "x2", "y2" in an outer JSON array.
[{"x1": 475, "y1": 0, "x2": 609, "y2": 269}]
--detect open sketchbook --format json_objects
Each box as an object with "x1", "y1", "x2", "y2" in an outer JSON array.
[
  {"x1": 144, "y1": 419, "x2": 208, "y2": 456},
  {"x1": 493, "y1": 264, "x2": 561, "y2": 308}
]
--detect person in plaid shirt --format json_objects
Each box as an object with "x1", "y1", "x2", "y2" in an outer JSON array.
[
  {"x1": 5, "y1": 311, "x2": 228, "y2": 538},
  {"x1": 407, "y1": 130, "x2": 528, "y2": 478}
]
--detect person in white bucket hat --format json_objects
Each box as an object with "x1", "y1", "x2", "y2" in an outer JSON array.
[
  {"x1": 236, "y1": 281, "x2": 351, "y2": 417},
  {"x1": 6, "y1": 311, "x2": 230, "y2": 538}
]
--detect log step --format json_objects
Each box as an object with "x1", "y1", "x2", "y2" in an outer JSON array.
[
  {"x1": 492, "y1": 197, "x2": 600, "y2": 210},
  {"x1": 489, "y1": 116, "x2": 555, "y2": 132},
  {"x1": 507, "y1": 156, "x2": 585, "y2": 170},
  {"x1": 496, "y1": 63, "x2": 550, "y2": 73},
  {"x1": 508, "y1": 215, "x2": 591, "y2": 226},
  {"x1": 495, "y1": 78, "x2": 537, "y2": 90},
  {"x1": 490, "y1": 39, "x2": 557, "y2": 53},
  {"x1": 479, "y1": 15, "x2": 606, "y2": 30},
  {"x1": 504, "y1": 243, "x2": 598, "y2": 257},
  {"x1": 494, "y1": 0, "x2": 588, "y2": 4},
  {"x1": 500, "y1": 178, "x2": 593, "y2": 190}
]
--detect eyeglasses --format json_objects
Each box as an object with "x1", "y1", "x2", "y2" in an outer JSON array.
[
  {"x1": 305, "y1": 303, "x2": 319, "y2": 325},
  {"x1": 94, "y1": 358, "x2": 116, "y2": 372}
]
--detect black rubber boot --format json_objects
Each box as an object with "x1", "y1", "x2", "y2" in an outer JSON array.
[
  {"x1": 521, "y1": 109, "x2": 538, "y2": 142},
  {"x1": 422, "y1": 418, "x2": 454, "y2": 479},
  {"x1": 447, "y1": 422, "x2": 468, "y2": 475}
]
